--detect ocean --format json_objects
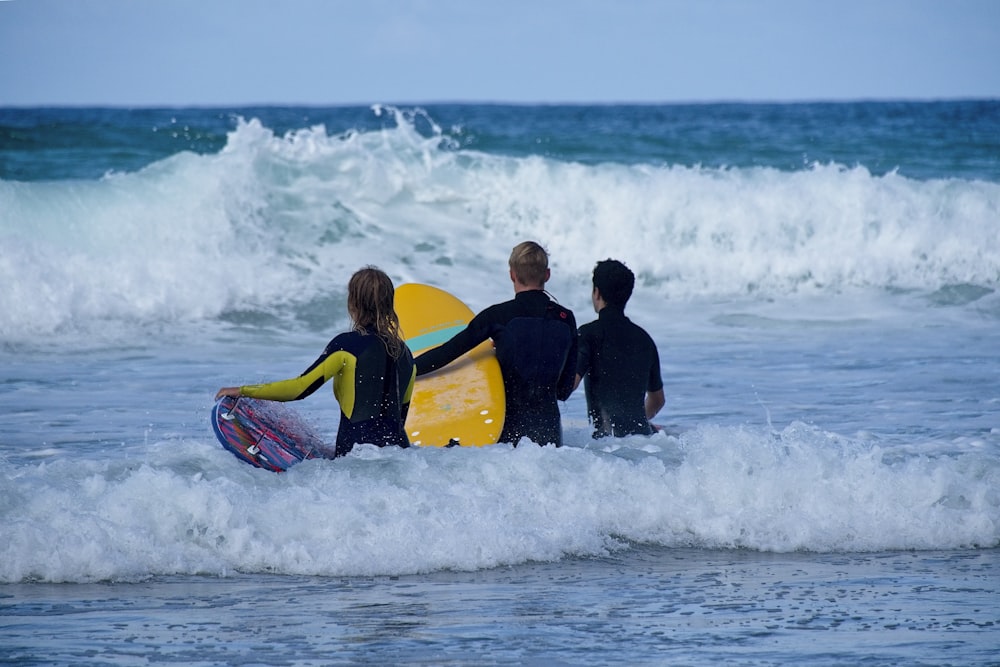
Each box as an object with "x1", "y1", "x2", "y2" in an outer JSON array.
[{"x1": 1, "y1": 101, "x2": 999, "y2": 665}]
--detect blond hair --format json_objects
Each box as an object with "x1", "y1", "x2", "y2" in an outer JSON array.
[
  {"x1": 508, "y1": 241, "x2": 549, "y2": 287},
  {"x1": 347, "y1": 266, "x2": 405, "y2": 359}
]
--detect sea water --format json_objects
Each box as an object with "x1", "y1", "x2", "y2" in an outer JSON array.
[{"x1": 1, "y1": 102, "x2": 998, "y2": 665}]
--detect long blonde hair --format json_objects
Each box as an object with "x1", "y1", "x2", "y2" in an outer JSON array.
[{"x1": 347, "y1": 266, "x2": 405, "y2": 359}]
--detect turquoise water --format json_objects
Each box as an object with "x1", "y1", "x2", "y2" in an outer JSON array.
[{"x1": 1, "y1": 102, "x2": 999, "y2": 665}]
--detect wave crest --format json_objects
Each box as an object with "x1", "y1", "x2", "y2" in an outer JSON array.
[{"x1": 2, "y1": 109, "x2": 999, "y2": 341}]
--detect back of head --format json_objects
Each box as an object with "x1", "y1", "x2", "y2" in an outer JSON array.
[
  {"x1": 592, "y1": 259, "x2": 635, "y2": 309},
  {"x1": 348, "y1": 266, "x2": 404, "y2": 358},
  {"x1": 509, "y1": 241, "x2": 549, "y2": 288}
]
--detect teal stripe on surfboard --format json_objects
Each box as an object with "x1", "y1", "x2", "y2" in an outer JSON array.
[{"x1": 406, "y1": 324, "x2": 466, "y2": 353}]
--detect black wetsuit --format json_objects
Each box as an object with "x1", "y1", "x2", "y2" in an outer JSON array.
[
  {"x1": 241, "y1": 328, "x2": 416, "y2": 457},
  {"x1": 576, "y1": 305, "x2": 663, "y2": 438},
  {"x1": 415, "y1": 290, "x2": 577, "y2": 446}
]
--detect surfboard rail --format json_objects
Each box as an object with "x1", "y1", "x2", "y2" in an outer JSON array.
[{"x1": 211, "y1": 396, "x2": 326, "y2": 471}]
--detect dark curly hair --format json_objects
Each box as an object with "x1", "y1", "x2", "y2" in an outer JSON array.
[{"x1": 592, "y1": 259, "x2": 635, "y2": 308}]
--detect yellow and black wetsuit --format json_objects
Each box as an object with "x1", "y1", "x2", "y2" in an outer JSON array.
[{"x1": 241, "y1": 328, "x2": 416, "y2": 457}]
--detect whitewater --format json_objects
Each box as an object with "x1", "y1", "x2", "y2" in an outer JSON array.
[{"x1": 1, "y1": 102, "x2": 998, "y2": 665}]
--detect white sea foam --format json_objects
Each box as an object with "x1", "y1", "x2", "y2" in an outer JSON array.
[
  {"x1": 2, "y1": 108, "x2": 998, "y2": 584},
  {"x1": 1, "y1": 110, "x2": 998, "y2": 342},
  {"x1": 2, "y1": 423, "x2": 997, "y2": 583}
]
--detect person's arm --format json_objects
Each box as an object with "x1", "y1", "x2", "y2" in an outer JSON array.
[
  {"x1": 414, "y1": 312, "x2": 491, "y2": 376},
  {"x1": 241, "y1": 351, "x2": 344, "y2": 402},
  {"x1": 215, "y1": 346, "x2": 346, "y2": 402},
  {"x1": 400, "y1": 362, "x2": 416, "y2": 423},
  {"x1": 556, "y1": 311, "x2": 578, "y2": 401},
  {"x1": 645, "y1": 341, "x2": 665, "y2": 421},
  {"x1": 645, "y1": 388, "x2": 665, "y2": 421},
  {"x1": 215, "y1": 386, "x2": 241, "y2": 400},
  {"x1": 573, "y1": 323, "x2": 591, "y2": 393}
]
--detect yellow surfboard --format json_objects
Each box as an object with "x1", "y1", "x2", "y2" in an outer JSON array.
[{"x1": 395, "y1": 283, "x2": 505, "y2": 447}]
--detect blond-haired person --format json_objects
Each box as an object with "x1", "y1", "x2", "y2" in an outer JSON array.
[{"x1": 415, "y1": 242, "x2": 577, "y2": 446}]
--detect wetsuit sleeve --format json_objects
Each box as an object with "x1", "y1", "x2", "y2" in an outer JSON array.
[
  {"x1": 414, "y1": 310, "x2": 493, "y2": 376},
  {"x1": 400, "y1": 363, "x2": 416, "y2": 422},
  {"x1": 647, "y1": 342, "x2": 664, "y2": 393},
  {"x1": 241, "y1": 348, "x2": 350, "y2": 402},
  {"x1": 575, "y1": 323, "x2": 594, "y2": 378},
  {"x1": 403, "y1": 364, "x2": 416, "y2": 403},
  {"x1": 556, "y1": 309, "x2": 578, "y2": 401}
]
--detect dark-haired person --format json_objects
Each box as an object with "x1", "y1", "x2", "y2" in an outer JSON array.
[
  {"x1": 574, "y1": 259, "x2": 664, "y2": 438},
  {"x1": 215, "y1": 266, "x2": 415, "y2": 457},
  {"x1": 414, "y1": 241, "x2": 577, "y2": 447}
]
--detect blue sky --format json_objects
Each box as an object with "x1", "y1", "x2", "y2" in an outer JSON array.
[{"x1": 2, "y1": 0, "x2": 998, "y2": 106}]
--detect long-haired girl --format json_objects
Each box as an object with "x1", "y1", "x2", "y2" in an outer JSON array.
[{"x1": 216, "y1": 266, "x2": 415, "y2": 457}]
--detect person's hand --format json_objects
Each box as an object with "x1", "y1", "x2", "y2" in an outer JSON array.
[{"x1": 215, "y1": 386, "x2": 241, "y2": 401}]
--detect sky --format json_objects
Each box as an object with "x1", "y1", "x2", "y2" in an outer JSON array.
[{"x1": 1, "y1": 0, "x2": 998, "y2": 107}]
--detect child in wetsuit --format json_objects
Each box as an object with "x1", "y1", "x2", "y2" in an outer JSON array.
[{"x1": 215, "y1": 267, "x2": 416, "y2": 457}]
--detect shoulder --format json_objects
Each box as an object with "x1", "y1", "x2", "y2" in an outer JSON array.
[
  {"x1": 622, "y1": 317, "x2": 657, "y2": 348},
  {"x1": 466, "y1": 304, "x2": 501, "y2": 336},
  {"x1": 550, "y1": 301, "x2": 575, "y2": 325},
  {"x1": 326, "y1": 330, "x2": 370, "y2": 355},
  {"x1": 472, "y1": 298, "x2": 520, "y2": 328},
  {"x1": 623, "y1": 315, "x2": 651, "y2": 333},
  {"x1": 631, "y1": 319, "x2": 657, "y2": 343},
  {"x1": 398, "y1": 344, "x2": 415, "y2": 365},
  {"x1": 541, "y1": 292, "x2": 574, "y2": 320},
  {"x1": 479, "y1": 298, "x2": 517, "y2": 317},
  {"x1": 328, "y1": 330, "x2": 359, "y2": 346},
  {"x1": 628, "y1": 321, "x2": 660, "y2": 362}
]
